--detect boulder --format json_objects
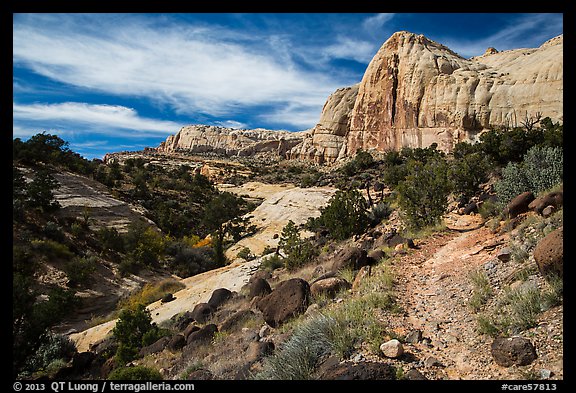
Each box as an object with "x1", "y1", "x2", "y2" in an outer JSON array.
[
  {"x1": 404, "y1": 329, "x2": 423, "y2": 344},
  {"x1": 207, "y1": 288, "x2": 233, "y2": 309},
  {"x1": 257, "y1": 278, "x2": 310, "y2": 328},
  {"x1": 166, "y1": 334, "x2": 186, "y2": 352},
  {"x1": 247, "y1": 278, "x2": 272, "y2": 299},
  {"x1": 404, "y1": 368, "x2": 428, "y2": 380},
  {"x1": 191, "y1": 302, "x2": 215, "y2": 323},
  {"x1": 186, "y1": 324, "x2": 218, "y2": 348},
  {"x1": 533, "y1": 226, "x2": 563, "y2": 277},
  {"x1": 245, "y1": 341, "x2": 275, "y2": 362},
  {"x1": 367, "y1": 248, "x2": 386, "y2": 262},
  {"x1": 183, "y1": 323, "x2": 201, "y2": 340},
  {"x1": 529, "y1": 191, "x2": 563, "y2": 215},
  {"x1": 380, "y1": 339, "x2": 404, "y2": 358},
  {"x1": 505, "y1": 191, "x2": 535, "y2": 218},
  {"x1": 318, "y1": 361, "x2": 396, "y2": 380},
  {"x1": 491, "y1": 336, "x2": 537, "y2": 367},
  {"x1": 161, "y1": 293, "x2": 174, "y2": 303},
  {"x1": 310, "y1": 277, "x2": 351, "y2": 299},
  {"x1": 352, "y1": 265, "x2": 371, "y2": 293},
  {"x1": 331, "y1": 247, "x2": 369, "y2": 272},
  {"x1": 138, "y1": 336, "x2": 170, "y2": 357}
]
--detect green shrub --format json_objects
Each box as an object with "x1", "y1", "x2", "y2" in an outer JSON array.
[
  {"x1": 64, "y1": 254, "x2": 97, "y2": 287},
  {"x1": 397, "y1": 157, "x2": 452, "y2": 229},
  {"x1": 367, "y1": 201, "x2": 392, "y2": 225},
  {"x1": 495, "y1": 146, "x2": 563, "y2": 206},
  {"x1": 108, "y1": 366, "x2": 163, "y2": 380},
  {"x1": 468, "y1": 270, "x2": 493, "y2": 312},
  {"x1": 26, "y1": 333, "x2": 76, "y2": 372},
  {"x1": 449, "y1": 151, "x2": 491, "y2": 201},
  {"x1": 112, "y1": 304, "x2": 158, "y2": 364},
  {"x1": 31, "y1": 239, "x2": 74, "y2": 261},
  {"x1": 97, "y1": 227, "x2": 124, "y2": 252},
  {"x1": 237, "y1": 247, "x2": 253, "y2": 261},
  {"x1": 278, "y1": 221, "x2": 317, "y2": 270},
  {"x1": 255, "y1": 313, "x2": 338, "y2": 380},
  {"x1": 260, "y1": 253, "x2": 283, "y2": 271},
  {"x1": 311, "y1": 189, "x2": 369, "y2": 241}
]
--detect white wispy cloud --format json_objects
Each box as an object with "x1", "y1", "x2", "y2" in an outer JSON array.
[
  {"x1": 13, "y1": 14, "x2": 344, "y2": 129},
  {"x1": 13, "y1": 101, "x2": 183, "y2": 138},
  {"x1": 438, "y1": 14, "x2": 563, "y2": 58},
  {"x1": 362, "y1": 13, "x2": 395, "y2": 32},
  {"x1": 323, "y1": 37, "x2": 378, "y2": 63}
]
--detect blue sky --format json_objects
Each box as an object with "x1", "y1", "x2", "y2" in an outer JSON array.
[{"x1": 13, "y1": 13, "x2": 563, "y2": 159}]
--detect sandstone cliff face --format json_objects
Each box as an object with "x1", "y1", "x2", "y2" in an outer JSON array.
[
  {"x1": 291, "y1": 31, "x2": 563, "y2": 163},
  {"x1": 289, "y1": 84, "x2": 359, "y2": 164},
  {"x1": 157, "y1": 125, "x2": 307, "y2": 158}
]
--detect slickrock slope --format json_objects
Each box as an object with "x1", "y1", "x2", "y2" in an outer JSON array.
[
  {"x1": 157, "y1": 125, "x2": 307, "y2": 158},
  {"x1": 292, "y1": 31, "x2": 563, "y2": 163}
]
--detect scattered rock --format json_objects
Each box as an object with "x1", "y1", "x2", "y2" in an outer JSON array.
[
  {"x1": 404, "y1": 368, "x2": 428, "y2": 380},
  {"x1": 491, "y1": 336, "x2": 537, "y2": 367},
  {"x1": 380, "y1": 339, "x2": 404, "y2": 358},
  {"x1": 424, "y1": 356, "x2": 444, "y2": 368},
  {"x1": 542, "y1": 205, "x2": 556, "y2": 217},
  {"x1": 533, "y1": 226, "x2": 563, "y2": 277},
  {"x1": 257, "y1": 278, "x2": 310, "y2": 328},
  {"x1": 404, "y1": 329, "x2": 423, "y2": 344},
  {"x1": 496, "y1": 247, "x2": 512, "y2": 262},
  {"x1": 310, "y1": 277, "x2": 351, "y2": 299}
]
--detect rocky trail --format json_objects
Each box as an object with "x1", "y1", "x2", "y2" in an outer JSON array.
[{"x1": 376, "y1": 224, "x2": 563, "y2": 380}]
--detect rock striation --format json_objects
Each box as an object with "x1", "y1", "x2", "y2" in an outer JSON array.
[
  {"x1": 291, "y1": 31, "x2": 563, "y2": 163},
  {"x1": 157, "y1": 125, "x2": 307, "y2": 158},
  {"x1": 154, "y1": 32, "x2": 562, "y2": 164}
]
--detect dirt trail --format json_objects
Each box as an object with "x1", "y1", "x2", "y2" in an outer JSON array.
[{"x1": 385, "y1": 222, "x2": 562, "y2": 380}]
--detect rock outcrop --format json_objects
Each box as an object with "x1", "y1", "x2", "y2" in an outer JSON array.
[
  {"x1": 157, "y1": 125, "x2": 306, "y2": 158},
  {"x1": 290, "y1": 31, "x2": 563, "y2": 163}
]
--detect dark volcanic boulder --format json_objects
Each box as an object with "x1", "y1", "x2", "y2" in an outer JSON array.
[
  {"x1": 529, "y1": 191, "x2": 563, "y2": 215},
  {"x1": 191, "y1": 302, "x2": 215, "y2": 323},
  {"x1": 186, "y1": 324, "x2": 218, "y2": 348},
  {"x1": 166, "y1": 334, "x2": 186, "y2": 352},
  {"x1": 491, "y1": 336, "x2": 537, "y2": 367},
  {"x1": 533, "y1": 226, "x2": 563, "y2": 277},
  {"x1": 318, "y1": 361, "x2": 396, "y2": 380},
  {"x1": 257, "y1": 278, "x2": 310, "y2": 328},
  {"x1": 331, "y1": 247, "x2": 369, "y2": 272},
  {"x1": 207, "y1": 288, "x2": 233, "y2": 309},
  {"x1": 310, "y1": 277, "x2": 351, "y2": 299},
  {"x1": 248, "y1": 278, "x2": 272, "y2": 299},
  {"x1": 138, "y1": 336, "x2": 170, "y2": 357},
  {"x1": 505, "y1": 191, "x2": 535, "y2": 218}
]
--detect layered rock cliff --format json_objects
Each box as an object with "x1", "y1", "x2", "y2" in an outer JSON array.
[
  {"x1": 157, "y1": 125, "x2": 307, "y2": 158},
  {"x1": 155, "y1": 32, "x2": 562, "y2": 164},
  {"x1": 292, "y1": 31, "x2": 563, "y2": 163}
]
